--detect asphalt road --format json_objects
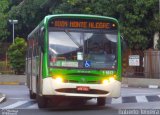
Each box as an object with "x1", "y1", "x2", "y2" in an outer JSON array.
[{"x1": 0, "y1": 85, "x2": 160, "y2": 115}]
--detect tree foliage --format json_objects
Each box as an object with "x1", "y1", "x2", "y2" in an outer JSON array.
[
  {"x1": 0, "y1": 0, "x2": 159, "y2": 50},
  {"x1": 0, "y1": 0, "x2": 10, "y2": 41},
  {"x1": 49, "y1": 0, "x2": 159, "y2": 50},
  {"x1": 8, "y1": 0, "x2": 49, "y2": 38},
  {"x1": 8, "y1": 37, "x2": 27, "y2": 74}
]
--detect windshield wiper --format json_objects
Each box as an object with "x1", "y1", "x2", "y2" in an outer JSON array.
[{"x1": 65, "y1": 30, "x2": 81, "y2": 47}]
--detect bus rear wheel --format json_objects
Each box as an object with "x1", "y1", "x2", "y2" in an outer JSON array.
[
  {"x1": 37, "y1": 94, "x2": 47, "y2": 108},
  {"x1": 29, "y1": 90, "x2": 36, "y2": 99},
  {"x1": 97, "y1": 97, "x2": 106, "y2": 106}
]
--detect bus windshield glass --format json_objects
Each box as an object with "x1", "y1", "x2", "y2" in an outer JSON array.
[{"x1": 49, "y1": 29, "x2": 117, "y2": 69}]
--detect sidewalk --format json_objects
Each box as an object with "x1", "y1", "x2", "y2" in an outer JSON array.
[
  {"x1": 0, "y1": 93, "x2": 6, "y2": 103},
  {"x1": 0, "y1": 75, "x2": 26, "y2": 85},
  {"x1": 122, "y1": 77, "x2": 160, "y2": 89}
]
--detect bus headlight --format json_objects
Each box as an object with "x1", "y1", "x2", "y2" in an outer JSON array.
[
  {"x1": 102, "y1": 79, "x2": 109, "y2": 85},
  {"x1": 55, "y1": 77, "x2": 63, "y2": 83},
  {"x1": 109, "y1": 77, "x2": 115, "y2": 83},
  {"x1": 102, "y1": 77, "x2": 115, "y2": 84},
  {"x1": 52, "y1": 76, "x2": 63, "y2": 83}
]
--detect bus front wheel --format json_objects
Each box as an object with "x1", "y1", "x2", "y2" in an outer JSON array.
[
  {"x1": 97, "y1": 97, "x2": 106, "y2": 106},
  {"x1": 37, "y1": 94, "x2": 47, "y2": 108}
]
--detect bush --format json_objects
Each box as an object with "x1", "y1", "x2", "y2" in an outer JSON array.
[{"x1": 8, "y1": 37, "x2": 27, "y2": 74}]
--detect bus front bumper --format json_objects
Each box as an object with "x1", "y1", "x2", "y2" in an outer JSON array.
[{"x1": 42, "y1": 77, "x2": 121, "y2": 98}]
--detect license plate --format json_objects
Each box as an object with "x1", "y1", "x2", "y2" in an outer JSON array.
[{"x1": 76, "y1": 86, "x2": 90, "y2": 91}]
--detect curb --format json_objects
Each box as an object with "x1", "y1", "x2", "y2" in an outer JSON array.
[
  {"x1": 122, "y1": 84, "x2": 160, "y2": 89},
  {"x1": 0, "y1": 82, "x2": 26, "y2": 85},
  {"x1": 0, "y1": 93, "x2": 6, "y2": 103}
]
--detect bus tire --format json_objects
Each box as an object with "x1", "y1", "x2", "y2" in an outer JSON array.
[
  {"x1": 29, "y1": 90, "x2": 36, "y2": 99},
  {"x1": 97, "y1": 97, "x2": 106, "y2": 106},
  {"x1": 37, "y1": 94, "x2": 47, "y2": 108}
]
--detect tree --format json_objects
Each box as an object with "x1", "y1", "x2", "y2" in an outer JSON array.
[
  {"x1": 8, "y1": 0, "x2": 49, "y2": 38},
  {"x1": 49, "y1": 0, "x2": 159, "y2": 50},
  {"x1": 0, "y1": 0, "x2": 10, "y2": 41},
  {"x1": 50, "y1": 0, "x2": 93, "y2": 14},
  {"x1": 7, "y1": 0, "x2": 159, "y2": 50},
  {"x1": 8, "y1": 37, "x2": 27, "y2": 74}
]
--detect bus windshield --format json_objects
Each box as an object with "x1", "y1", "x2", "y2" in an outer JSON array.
[{"x1": 49, "y1": 29, "x2": 117, "y2": 69}]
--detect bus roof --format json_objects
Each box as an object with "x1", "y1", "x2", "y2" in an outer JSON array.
[
  {"x1": 45, "y1": 14, "x2": 119, "y2": 24},
  {"x1": 28, "y1": 14, "x2": 119, "y2": 39}
]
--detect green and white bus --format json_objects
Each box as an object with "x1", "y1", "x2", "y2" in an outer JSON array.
[{"x1": 26, "y1": 14, "x2": 122, "y2": 108}]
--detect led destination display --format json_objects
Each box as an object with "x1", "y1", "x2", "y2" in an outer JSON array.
[{"x1": 49, "y1": 18, "x2": 117, "y2": 30}]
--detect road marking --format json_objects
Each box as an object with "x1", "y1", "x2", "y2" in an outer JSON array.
[
  {"x1": 136, "y1": 95, "x2": 148, "y2": 103},
  {"x1": 111, "y1": 97, "x2": 122, "y2": 104},
  {"x1": 26, "y1": 103, "x2": 38, "y2": 109},
  {"x1": 2, "y1": 101, "x2": 28, "y2": 109},
  {"x1": 146, "y1": 95, "x2": 160, "y2": 102},
  {"x1": 2, "y1": 95, "x2": 160, "y2": 109},
  {"x1": 15, "y1": 101, "x2": 36, "y2": 109},
  {"x1": 128, "y1": 92, "x2": 160, "y2": 95},
  {"x1": 122, "y1": 96, "x2": 137, "y2": 103},
  {"x1": 148, "y1": 85, "x2": 158, "y2": 89},
  {"x1": 10, "y1": 98, "x2": 29, "y2": 100},
  {"x1": 0, "y1": 97, "x2": 5, "y2": 103}
]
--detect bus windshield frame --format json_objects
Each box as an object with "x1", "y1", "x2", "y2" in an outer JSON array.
[{"x1": 48, "y1": 27, "x2": 118, "y2": 70}]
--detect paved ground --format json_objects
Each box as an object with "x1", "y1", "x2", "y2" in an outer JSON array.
[
  {"x1": 0, "y1": 85, "x2": 160, "y2": 115},
  {"x1": 1, "y1": 95, "x2": 160, "y2": 109}
]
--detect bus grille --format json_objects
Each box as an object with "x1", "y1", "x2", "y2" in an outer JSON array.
[
  {"x1": 64, "y1": 80, "x2": 101, "y2": 84},
  {"x1": 55, "y1": 88, "x2": 108, "y2": 94}
]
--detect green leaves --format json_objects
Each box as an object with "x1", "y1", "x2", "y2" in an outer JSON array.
[
  {"x1": 8, "y1": 37, "x2": 27, "y2": 74},
  {"x1": 109, "y1": 0, "x2": 159, "y2": 50},
  {"x1": 0, "y1": 0, "x2": 159, "y2": 50},
  {"x1": 8, "y1": 0, "x2": 48, "y2": 38},
  {"x1": 0, "y1": 0, "x2": 9, "y2": 41},
  {"x1": 48, "y1": 0, "x2": 159, "y2": 50}
]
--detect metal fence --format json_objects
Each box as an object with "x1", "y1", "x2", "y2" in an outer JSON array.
[
  {"x1": 144, "y1": 50, "x2": 160, "y2": 78},
  {"x1": 122, "y1": 49, "x2": 160, "y2": 79}
]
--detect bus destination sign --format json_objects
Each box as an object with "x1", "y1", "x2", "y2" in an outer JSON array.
[{"x1": 49, "y1": 18, "x2": 117, "y2": 30}]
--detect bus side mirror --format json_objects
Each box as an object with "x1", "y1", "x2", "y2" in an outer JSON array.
[
  {"x1": 40, "y1": 38, "x2": 44, "y2": 53},
  {"x1": 121, "y1": 36, "x2": 127, "y2": 52},
  {"x1": 39, "y1": 27, "x2": 45, "y2": 52}
]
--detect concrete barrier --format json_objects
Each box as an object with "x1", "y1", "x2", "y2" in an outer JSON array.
[
  {"x1": 0, "y1": 75, "x2": 26, "y2": 85},
  {"x1": 122, "y1": 77, "x2": 160, "y2": 88}
]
